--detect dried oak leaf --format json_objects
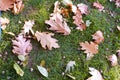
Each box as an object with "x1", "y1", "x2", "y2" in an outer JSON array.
[
  {"x1": 108, "y1": 54, "x2": 118, "y2": 66},
  {"x1": 35, "y1": 31, "x2": 60, "y2": 50},
  {"x1": 115, "y1": 0, "x2": 120, "y2": 7},
  {"x1": 0, "y1": 0, "x2": 15, "y2": 11},
  {"x1": 80, "y1": 41, "x2": 98, "y2": 60},
  {"x1": 93, "y1": 2, "x2": 104, "y2": 11},
  {"x1": 92, "y1": 30, "x2": 104, "y2": 44},
  {"x1": 12, "y1": 34, "x2": 32, "y2": 56},
  {"x1": 87, "y1": 67, "x2": 104, "y2": 80},
  {"x1": 21, "y1": 20, "x2": 34, "y2": 35},
  {"x1": 45, "y1": 13, "x2": 71, "y2": 35},
  {"x1": 73, "y1": 9, "x2": 86, "y2": 31},
  {"x1": 53, "y1": 1, "x2": 61, "y2": 14},
  {"x1": 77, "y1": 3, "x2": 89, "y2": 15},
  {"x1": 0, "y1": 17, "x2": 10, "y2": 30},
  {"x1": 13, "y1": 1, "x2": 24, "y2": 14}
]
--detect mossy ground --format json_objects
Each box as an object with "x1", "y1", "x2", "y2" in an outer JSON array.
[{"x1": 0, "y1": 0, "x2": 120, "y2": 80}]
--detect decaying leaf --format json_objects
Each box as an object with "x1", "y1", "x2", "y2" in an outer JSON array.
[
  {"x1": 93, "y1": 2, "x2": 104, "y2": 11},
  {"x1": 45, "y1": 13, "x2": 71, "y2": 35},
  {"x1": 73, "y1": 9, "x2": 86, "y2": 31},
  {"x1": 110, "y1": 0, "x2": 120, "y2": 8},
  {"x1": 86, "y1": 20, "x2": 92, "y2": 27},
  {"x1": 80, "y1": 41, "x2": 98, "y2": 60},
  {"x1": 92, "y1": 30, "x2": 104, "y2": 44},
  {"x1": 35, "y1": 31, "x2": 60, "y2": 50},
  {"x1": 12, "y1": 34, "x2": 32, "y2": 56},
  {"x1": 18, "y1": 55, "x2": 26, "y2": 61},
  {"x1": 117, "y1": 50, "x2": 120, "y2": 57},
  {"x1": 87, "y1": 67, "x2": 104, "y2": 80},
  {"x1": 13, "y1": 1, "x2": 24, "y2": 14},
  {"x1": 0, "y1": 17, "x2": 9, "y2": 30},
  {"x1": 37, "y1": 65, "x2": 48, "y2": 77},
  {"x1": 0, "y1": 0, "x2": 14, "y2": 11},
  {"x1": 21, "y1": 20, "x2": 34, "y2": 35},
  {"x1": 77, "y1": 3, "x2": 88, "y2": 15},
  {"x1": 13, "y1": 63, "x2": 24, "y2": 76},
  {"x1": 65, "y1": 61, "x2": 76, "y2": 73},
  {"x1": 108, "y1": 54, "x2": 118, "y2": 66}
]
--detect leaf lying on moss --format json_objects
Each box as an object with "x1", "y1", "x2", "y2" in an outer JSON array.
[
  {"x1": 93, "y1": 2, "x2": 104, "y2": 11},
  {"x1": 92, "y1": 30, "x2": 104, "y2": 44},
  {"x1": 87, "y1": 67, "x2": 104, "y2": 80},
  {"x1": 12, "y1": 34, "x2": 32, "y2": 56},
  {"x1": 13, "y1": 63, "x2": 24, "y2": 76},
  {"x1": 80, "y1": 41, "x2": 98, "y2": 60},
  {"x1": 45, "y1": 13, "x2": 71, "y2": 35},
  {"x1": 0, "y1": 17, "x2": 9, "y2": 30},
  {"x1": 35, "y1": 31, "x2": 60, "y2": 50},
  {"x1": 108, "y1": 54, "x2": 118, "y2": 66},
  {"x1": 37, "y1": 65, "x2": 48, "y2": 77}
]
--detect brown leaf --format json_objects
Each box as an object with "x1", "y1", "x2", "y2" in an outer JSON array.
[
  {"x1": 35, "y1": 31, "x2": 60, "y2": 50},
  {"x1": 45, "y1": 13, "x2": 71, "y2": 35},
  {"x1": 0, "y1": 0, "x2": 14, "y2": 11},
  {"x1": 77, "y1": 3, "x2": 89, "y2": 15},
  {"x1": 93, "y1": 2, "x2": 104, "y2": 11},
  {"x1": 53, "y1": 1, "x2": 61, "y2": 14},
  {"x1": 12, "y1": 34, "x2": 32, "y2": 56},
  {"x1": 108, "y1": 54, "x2": 118, "y2": 66},
  {"x1": 92, "y1": 30, "x2": 104, "y2": 44},
  {"x1": 12, "y1": 1, "x2": 24, "y2": 14},
  {"x1": 73, "y1": 9, "x2": 86, "y2": 31},
  {"x1": 80, "y1": 41, "x2": 98, "y2": 60}
]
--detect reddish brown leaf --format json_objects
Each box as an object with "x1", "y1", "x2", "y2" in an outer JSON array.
[
  {"x1": 92, "y1": 30, "x2": 104, "y2": 44},
  {"x1": 35, "y1": 31, "x2": 60, "y2": 50},
  {"x1": 108, "y1": 54, "x2": 118, "y2": 66},
  {"x1": 80, "y1": 41, "x2": 98, "y2": 59},
  {"x1": 93, "y1": 2, "x2": 104, "y2": 11},
  {"x1": 0, "y1": 0, "x2": 15, "y2": 11}
]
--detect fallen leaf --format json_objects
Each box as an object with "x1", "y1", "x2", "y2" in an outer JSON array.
[
  {"x1": 0, "y1": 0, "x2": 14, "y2": 11},
  {"x1": 12, "y1": 1, "x2": 24, "y2": 14},
  {"x1": 62, "y1": 0, "x2": 73, "y2": 6},
  {"x1": 35, "y1": 31, "x2": 60, "y2": 50},
  {"x1": 117, "y1": 26, "x2": 120, "y2": 31},
  {"x1": 115, "y1": 0, "x2": 120, "y2": 8},
  {"x1": 108, "y1": 54, "x2": 118, "y2": 66},
  {"x1": 12, "y1": 34, "x2": 32, "y2": 56},
  {"x1": 18, "y1": 55, "x2": 26, "y2": 61},
  {"x1": 13, "y1": 63, "x2": 24, "y2": 76},
  {"x1": 86, "y1": 20, "x2": 92, "y2": 27},
  {"x1": 45, "y1": 13, "x2": 71, "y2": 35},
  {"x1": 37, "y1": 65, "x2": 48, "y2": 77},
  {"x1": 77, "y1": 3, "x2": 89, "y2": 15},
  {"x1": 0, "y1": 17, "x2": 9, "y2": 30},
  {"x1": 73, "y1": 9, "x2": 86, "y2": 31},
  {"x1": 65, "y1": 61, "x2": 76, "y2": 73},
  {"x1": 93, "y1": 2, "x2": 104, "y2": 11},
  {"x1": 92, "y1": 30, "x2": 104, "y2": 44},
  {"x1": 53, "y1": 1, "x2": 61, "y2": 14},
  {"x1": 21, "y1": 20, "x2": 34, "y2": 35},
  {"x1": 80, "y1": 41, "x2": 98, "y2": 60},
  {"x1": 117, "y1": 50, "x2": 120, "y2": 57},
  {"x1": 87, "y1": 67, "x2": 104, "y2": 80}
]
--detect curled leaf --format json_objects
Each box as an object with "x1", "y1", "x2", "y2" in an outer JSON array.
[
  {"x1": 13, "y1": 63, "x2": 24, "y2": 76},
  {"x1": 37, "y1": 65, "x2": 48, "y2": 77},
  {"x1": 92, "y1": 30, "x2": 104, "y2": 44},
  {"x1": 108, "y1": 54, "x2": 118, "y2": 66},
  {"x1": 45, "y1": 13, "x2": 71, "y2": 35}
]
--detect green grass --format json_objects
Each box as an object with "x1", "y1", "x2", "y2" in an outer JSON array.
[{"x1": 0, "y1": 0, "x2": 120, "y2": 80}]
